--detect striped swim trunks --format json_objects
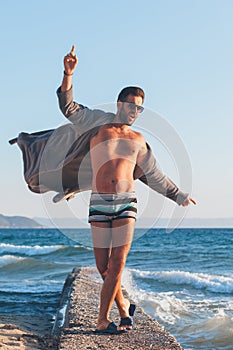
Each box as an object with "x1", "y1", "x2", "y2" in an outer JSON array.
[{"x1": 88, "y1": 192, "x2": 137, "y2": 223}]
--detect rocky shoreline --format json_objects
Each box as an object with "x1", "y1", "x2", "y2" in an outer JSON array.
[
  {"x1": 0, "y1": 267, "x2": 184, "y2": 349},
  {"x1": 55, "y1": 267, "x2": 184, "y2": 350}
]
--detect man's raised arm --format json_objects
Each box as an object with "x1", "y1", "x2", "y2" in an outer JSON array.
[
  {"x1": 57, "y1": 45, "x2": 81, "y2": 118},
  {"x1": 61, "y1": 45, "x2": 78, "y2": 92}
]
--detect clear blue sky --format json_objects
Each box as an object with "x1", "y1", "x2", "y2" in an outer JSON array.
[{"x1": 1, "y1": 0, "x2": 232, "y2": 221}]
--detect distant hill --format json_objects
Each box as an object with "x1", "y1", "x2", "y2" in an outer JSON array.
[{"x1": 0, "y1": 214, "x2": 42, "y2": 228}]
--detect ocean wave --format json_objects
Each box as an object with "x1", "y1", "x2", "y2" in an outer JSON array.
[
  {"x1": 0, "y1": 243, "x2": 92, "y2": 256},
  {"x1": 175, "y1": 309, "x2": 233, "y2": 349},
  {"x1": 0, "y1": 255, "x2": 25, "y2": 267},
  {"x1": 0, "y1": 243, "x2": 63, "y2": 256},
  {"x1": 122, "y1": 268, "x2": 233, "y2": 349},
  {"x1": 0, "y1": 255, "x2": 61, "y2": 275},
  {"x1": 0, "y1": 279, "x2": 63, "y2": 294},
  {"x1": 129, "y1": 269, "x2": 233, "y2": 294},
  {"x1": 122, "y1": 269, "x2": 189, "y2": 325}
]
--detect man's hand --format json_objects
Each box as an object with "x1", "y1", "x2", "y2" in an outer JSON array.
[
  {"x1": 182, "y1": 196, "x2": 197, "y2": 207},
  {"x1": 64, "y1": 45, "x2": 78, "y2": 75},
  {"x1": 61, "y1": 45, "x2": 78, "y2": 92}
]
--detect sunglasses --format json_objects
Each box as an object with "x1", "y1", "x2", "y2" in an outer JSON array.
[{"x1": 123, "y1": 102, "x2": 144, "y2": 113}]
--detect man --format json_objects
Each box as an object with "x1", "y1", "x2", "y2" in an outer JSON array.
[{"x1": 57, "y1": 45, "x2": 196, "y2": 334}]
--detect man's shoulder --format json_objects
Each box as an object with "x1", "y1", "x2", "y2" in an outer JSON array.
[{"x1": 130, "y1": 129, "x2": 145, "y2": 142}]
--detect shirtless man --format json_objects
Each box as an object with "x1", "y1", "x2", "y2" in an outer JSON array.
[{"x1": 59, "y1": 46, "x2": 196, "y2": 334}]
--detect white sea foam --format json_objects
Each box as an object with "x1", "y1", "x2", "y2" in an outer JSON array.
[
  {"x1": 122, "y1": 268, "x2": 190, "y2": 324},
  {"x1": 123, "y1": 268, "x2": 233, "y2": 349},
  {"x1": 0, "y1": 243, "x2": 64, "y2": 256},
  {"x1": 128, "y1": 268, "x2": 233, "y2": 294}
]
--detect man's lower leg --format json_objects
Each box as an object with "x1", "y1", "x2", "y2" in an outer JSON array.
[
  {"x1": 99, "y1": 269, "x2": 131, "y2": 319},
  {"x1": 97, "y1": 267, "x2": 123, "y2": 329}
]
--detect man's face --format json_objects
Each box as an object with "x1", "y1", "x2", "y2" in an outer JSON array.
[{"x1": 117, "y1": 94, "x2": 143, "y2": 125}]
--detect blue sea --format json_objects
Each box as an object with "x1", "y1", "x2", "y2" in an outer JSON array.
[{"x1": 0, "y1": 228, "x2": 233, "y2": 350}]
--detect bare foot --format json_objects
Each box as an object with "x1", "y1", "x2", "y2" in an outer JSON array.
[{"x1": 96, "y1": 320, "x2": 125, "y2": 332}]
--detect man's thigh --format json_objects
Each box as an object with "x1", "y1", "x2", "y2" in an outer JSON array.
[
  {"x1": 91, "y1": 221, "x2": 112, "y2": 249},
  {"x1": 111, "y1": 218, "x2": 135, "y2": 248},
  {"x1": 109, "y1": 219, "x2": 135, "y2": 272},
  {"x1": 91, "y1": 222, "x2": 112, "y2": 274}
]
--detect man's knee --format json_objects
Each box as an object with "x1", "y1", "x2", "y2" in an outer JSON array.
[
  {"x1": 97, "y1": 266, "x2": 108, "y2": 279},
  {"x1": 108, "y1": 256, "x2": 126, "y2": 277}
]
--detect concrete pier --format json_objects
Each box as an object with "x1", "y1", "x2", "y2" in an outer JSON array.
[{"x1": 54, "y1": 267, "x2": 184, "y2": 350}]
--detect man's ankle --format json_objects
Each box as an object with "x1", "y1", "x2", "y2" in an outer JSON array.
[
  {"x1": 118, "y1": 299, "x2": 130, "y2": 318},
  {"x1": 97, "y1": 319, "x2": 111, "y2": 330}
]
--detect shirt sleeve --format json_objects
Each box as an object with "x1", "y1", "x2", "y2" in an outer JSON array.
[
  {"x1": 57, "y1": 86, "x2": 81, "y2": 118},
  {"x1": 56, "y1": 86, "x2": 115, "y2": 135},
  {"x1": 134, "y1": 143, "x2": 189, "y2": 205}
]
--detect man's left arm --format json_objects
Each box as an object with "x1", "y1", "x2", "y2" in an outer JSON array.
[{"x1": 135, "y1": 143, "x2": 196, "y2": 207}]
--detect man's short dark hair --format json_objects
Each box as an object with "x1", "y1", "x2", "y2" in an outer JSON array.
[{"x1": 117, "y1": 86, "x2": 145, "y2": 104}]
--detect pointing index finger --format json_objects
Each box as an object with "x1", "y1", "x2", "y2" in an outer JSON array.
[{"x1": 70, "y1": 45, "x2": 75, "y2": 56}]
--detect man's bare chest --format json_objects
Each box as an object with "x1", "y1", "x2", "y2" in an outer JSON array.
[{"x1": 90, "y1": 129, "x2": 142, "y2": 160}]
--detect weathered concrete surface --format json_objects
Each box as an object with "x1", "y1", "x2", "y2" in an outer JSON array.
[{"x1": 55, "y1": 267, "x2": 184, "y2": 350}]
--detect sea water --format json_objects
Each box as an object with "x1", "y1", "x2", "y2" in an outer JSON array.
[{"x1": 0, "y1": 228, "x2": 233, "y2": 349}]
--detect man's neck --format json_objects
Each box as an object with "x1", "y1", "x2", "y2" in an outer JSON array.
[{"x1": 111, "y1": 119, "x2": 130, "y2": 130}]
